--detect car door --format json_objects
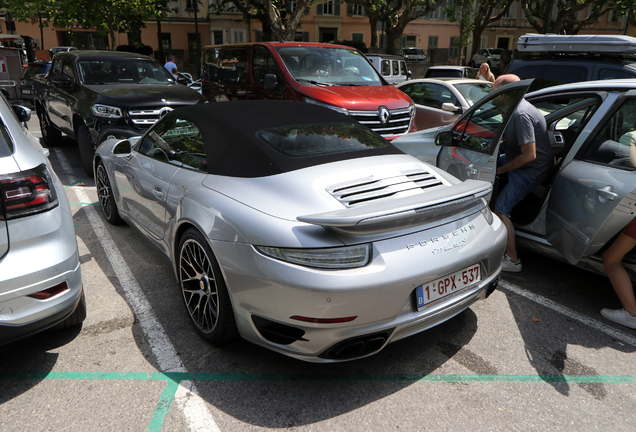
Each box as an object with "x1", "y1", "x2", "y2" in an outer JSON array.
[
  {"x1": 545, "y1": 91, "x2": 636, "y2": 264},
  {"x1": 435, "y1": 79, "x2": 532, "y2": 185},
  {"x1": 114, "y1": 120, "x2": 184, "y2": 242},
  {"x1": 400, "y1": 82, "x2": 460, "y2": 130},
  {"x1": 45, "y1": 58, "x2": 66, "y2": 129}
]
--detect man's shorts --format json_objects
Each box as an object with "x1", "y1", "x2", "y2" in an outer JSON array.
[{"x1": 494, "y1": 155, "x2": 539, "y2": 218}]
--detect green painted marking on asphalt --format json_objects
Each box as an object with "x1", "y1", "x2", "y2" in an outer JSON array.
[
  {"x1": 147, "y1": 379, "x2": 180, "y2": 432},
  {"x1": 2, "y1": 371, "x2": 635, "y2": 430}
]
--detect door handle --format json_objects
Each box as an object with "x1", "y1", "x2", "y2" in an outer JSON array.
[
  {"x1": 597, "y1": 186, "x2": 617, "y2": 201},
  {"x1": 153, "y1": 186, "x2": 165, "y2": 199}
]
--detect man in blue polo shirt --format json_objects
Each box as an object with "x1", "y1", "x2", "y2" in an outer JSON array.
[
  {"x1": 164, "y1": 55, "x2": 178, "y2": 79},
  {"x1": 493, "y1": 74, "x2": 554, "y2": 272}
]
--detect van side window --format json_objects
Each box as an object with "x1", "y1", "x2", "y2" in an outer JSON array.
[
  {"x1": 205, "y1": 48, "x2": 247, "y2": 85},
  {"x1": 399, "y1": 61, "x2": 408, "y2": 76},
  {"x1": 392, "y1": 60, "x2": 399, "y2": 76},
  {"x1": 381, "y1": 60, "x2": 391, "y2": 76},
  {"x1": 583, "y1": 99, "x2": 636, "y2": 168},
  {"x1": 599, "y1": 68, "x2": 636, "y2": 80},
  {"x1": 253, "y1": 47, "x2": 281, "y2": 84}
]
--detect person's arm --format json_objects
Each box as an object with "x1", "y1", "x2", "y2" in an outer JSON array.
[{"x1": 497, "y1": 142, "x2": 536, "y2": 174}]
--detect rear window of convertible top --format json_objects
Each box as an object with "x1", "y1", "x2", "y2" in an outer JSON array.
[{"x1": 256, "y1": 123, "x2": 388, "y2": 157}]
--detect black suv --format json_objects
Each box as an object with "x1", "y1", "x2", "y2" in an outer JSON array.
[
  {"x1": 505, "y1": 55, "x2": 636, "y2": 92},
  {"x1": 34, "y1": 50, "x2": 205, "y2": 175}
]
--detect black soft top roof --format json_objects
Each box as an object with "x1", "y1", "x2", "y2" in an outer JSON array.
[{"x1": 161, "y1": 100, "x2": 402, "y2": 177}]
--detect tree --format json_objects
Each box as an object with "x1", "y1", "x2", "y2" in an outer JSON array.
[
  {"x1": 345, "y1": 0, "x2": 446, "y2": 54},
  {"x1": 520, "y1": 0, "x2": 615, "y2": 34},
  {"x1": 210, "y1": 0, "x2": 321, "y2": 41},
  {"x1": 445, "y1": 0, "x2": 514, "y2": 65},
  {"x1": 0, "y1": 0, "x2": 169, "y2": 49}
]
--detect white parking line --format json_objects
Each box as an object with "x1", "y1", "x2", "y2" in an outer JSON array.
[
  {"x1": 498, "y1": 280, "x2": 636, "y2": 347},
  {"x1": 53, "y1": 149, "x2": 220, "y2": 432}
]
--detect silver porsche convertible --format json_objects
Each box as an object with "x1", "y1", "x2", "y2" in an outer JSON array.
[{"x1": 93, "y1": 100, "x2": 509, "y2": 362}]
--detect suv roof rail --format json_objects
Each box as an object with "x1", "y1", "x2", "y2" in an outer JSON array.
[{"x1": 517, "y1": 33, "x2": 636, "y2": 55}]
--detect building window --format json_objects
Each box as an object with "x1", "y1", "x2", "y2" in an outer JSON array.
[
  {"x1": 321, "y1": 1, "x2": 333, "y2": 15},
  {"x1": 160, "y1": 33, "x2": 172, "y2": 51},
  {"x1": 428, "y1": 36, "x2": 438, "y2": 48},
  {"x1": 289, "y1": 0, "x2": 297, "y2": 13},
  {"x1": 231, "y1": 28, "x2": 246, "y2": 43},
  {"x1": 352, "y1": 4, "x2": 363, "y2": 16},
  {"x1": 480, "y1": 37, "x2": 487, "y2": 49},
  {"x1": 449, "y1": 36, "x2": 458, "y2": 58},
  {"x1": 427, "y1": 7, "x2": 440, "y2": 19},
  {"x1": 352, "y1": 33, "x2": 364, "y2": 42},
  {"x1": 186, "y1": 0, "x2": 199, "y2": 11}
]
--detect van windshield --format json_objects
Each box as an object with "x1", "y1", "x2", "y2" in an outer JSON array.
[{"x1": 274, "y1": 46, "x2": 383, "y2": 86}]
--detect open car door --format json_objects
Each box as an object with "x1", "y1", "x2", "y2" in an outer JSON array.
[
  {"x1": 546, "y1": 91, "x2": 636, "y2": 264},
  {"x1": 434, "y1": 79, "x2": 533, "y2": 187}
]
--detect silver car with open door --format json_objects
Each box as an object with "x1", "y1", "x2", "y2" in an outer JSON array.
[{"x1": 395, "y1": 79, "x2": 636, "y2": 278}]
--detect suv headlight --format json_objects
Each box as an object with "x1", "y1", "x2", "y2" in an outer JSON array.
[
  {"x1": 304, "y1": 98, "x2": 349, "y2": 115},
  {"x1": 255, "y1": 244, "x2": 371, "y2": 269},
  {"x1": 91, "y1": 104, "x2": 123, "y2": 119}
]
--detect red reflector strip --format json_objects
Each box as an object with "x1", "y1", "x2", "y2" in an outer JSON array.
[
  {"x1": 290, "y1": 315, "x2": 357, "y2": 324},
  {"x1": 28, "y1": 282, "x2": 69, "y2": 300}
]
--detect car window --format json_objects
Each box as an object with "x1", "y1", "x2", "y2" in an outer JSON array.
[
  {"x1": 137, "y1": 118, "x2": 207, "y2": 172},
  {"x1": 454, "y1": 82, "x2": 492, "y2": 106},
  {"x1": 403, "y1": 83, "x2": 445, "y2": 109},
  {"x1": 62, "y1": 60, "x2": 74, "y2": 80},
  {"x1": 203, "y1": 48, "x2": 248, "y2": 86},
  {"x1": 452, "y1": 87, "x2": 527, "y2": 155},
  {"x1": 22, "y1": 63, "x2": 48, "y2": 78},
  {"x1": 598, "y1": 68, "x2": 636, "y2": 80},
  {"x1": 392, "y1": 60, "x2": 399, "y2": 76},
  {"x1": 79, "y1": 59, "x2": 172, "y2": 85},
  {"x1": 50, "y1": 59, "x2": 64, "y2": 78},
  {"x1": 253, "y1": 46, "x2": 282, "y2": 85},
  {"x1": 399, "y1": 61, "x2": 408, "y2": 76},
  {"x1": 382, "y1": 60, "x2": 391, "y2": 76},
  {"x1": 582, "y1": 98, "x2": 636, "y2": 168}
]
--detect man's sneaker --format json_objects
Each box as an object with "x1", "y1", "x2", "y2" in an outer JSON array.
[
  {"x1": 502, "y1": 254, "x2": 522, "y2": 272},
  {"x1": 600, "y1": 308, "x2": 636, "y2": 329}
]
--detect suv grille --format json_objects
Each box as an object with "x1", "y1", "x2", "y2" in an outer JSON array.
[
  {"x1": 327, "y1": 169, "x2": 446, "y2": 207},
  {"x1": 128, "y1": 107, "x2": 175, "y2": 127},
  {"x1": 349, "y1": 107, "x2": 412, "y2": 138}
]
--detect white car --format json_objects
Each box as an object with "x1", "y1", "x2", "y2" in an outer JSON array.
[
  {"x1": 469, "y1": 48, "x2": 503, "y2": 70},
  {"x1": 397, "y1": 78, "x2": 492, "y2": 130},
  {"x1": 0, "y1": 94, "x2": 85, "y2": 345}
]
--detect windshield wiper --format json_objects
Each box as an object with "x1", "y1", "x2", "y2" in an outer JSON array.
[{"x1": 297, "y1": 78, "x2": 334, "y2": 86}]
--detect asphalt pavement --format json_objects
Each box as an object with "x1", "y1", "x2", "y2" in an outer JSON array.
[{"x1": 1, "y1": 113, "x2": 635, "y2": 431}]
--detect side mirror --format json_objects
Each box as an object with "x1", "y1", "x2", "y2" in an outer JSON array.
[
  {"x1": 264, "y1": 73, "x2": 278, "y2": 91},
  {"x1": 113, "y1": 139, "x2": 132, "y2": 156},
  {"x1": 51, "y1": 76, "x2": 73, "y2": 88},
  {"x1": 435, "y1": 130, "x2": 453, "y2": 146},
  {"x1": 12, "y1": 105, "x2": 31, "y2": 123},
  {"x1": 441, "y1": 102, "x2": 461, "y2": 114}
]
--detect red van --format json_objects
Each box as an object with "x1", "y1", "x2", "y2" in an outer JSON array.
[{"x1": 201, "y1": 42, "x2": 416, "y2": 140}]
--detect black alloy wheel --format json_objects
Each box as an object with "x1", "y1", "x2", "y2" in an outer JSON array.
[{"x1": 96, "y1": 161, "x2": 123, "y2": 225}]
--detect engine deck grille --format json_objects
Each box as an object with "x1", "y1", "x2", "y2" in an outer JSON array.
[{"x1": 327, "y1": 169, "x2": 446, "y2": 207}]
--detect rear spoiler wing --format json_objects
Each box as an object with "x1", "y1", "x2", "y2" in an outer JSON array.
[{"x1": 297, "y1": 179, "x2": 491, "y2": 228}]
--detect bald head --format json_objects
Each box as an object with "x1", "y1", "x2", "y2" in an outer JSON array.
[{"x1": 493, "y1": 74, "x2": 520, "y2": 90}]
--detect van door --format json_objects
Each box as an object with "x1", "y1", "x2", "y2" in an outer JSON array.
[
  {"x1": 435, "y1": 79, "x2": 532, "y2": 185},
  {"x1": 545, "y1": 93, "x2": 636, "y2": 264},
  {"x1": 249, "y1": 46, "x2": 285, "y2": 100}
]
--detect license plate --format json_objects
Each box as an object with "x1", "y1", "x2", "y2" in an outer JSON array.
[
  {"x1": 21, "y1": 89, "x2": 31, "y2": 94},
  {"x1": 416, "y1": 263, "x2": 481, "y2": 309}
]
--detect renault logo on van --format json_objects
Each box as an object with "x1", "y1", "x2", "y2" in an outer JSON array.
[
  {"x1": 159, "y1": 107, "x2": 173, "y2": 118},
  {"x1": 378, "y1": 106, "x2": 390, "y2": 125}
]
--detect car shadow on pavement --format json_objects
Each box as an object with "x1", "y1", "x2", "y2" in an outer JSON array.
[
  {"x1": 502, "y1": 248, "x2": 635, "y2": 398},
  {"x1": 0, "y1": 325, "x2": 82, "y2": 404}
]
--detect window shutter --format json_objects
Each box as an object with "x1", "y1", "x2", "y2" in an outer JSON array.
[
  {"x1": 441, "y1": 0, "x2": 446, "y2": 20},
  {"x1": 347, "y1": 3, "x2": 353, "y2": 16},
  {"x1": 400, "y1": 35, "x2": 407, "y2": 48},
  {"x1": 303, "y1": 31, "x2": 309, "y2": 42},
  {"x1": 317, "y1": 4, "x2": 323, "y2": 14},
  {"x1": 255, "y1": 30, "x2": 262, "y2": 42},
  {"x1": 334, "y1": 1, "x2": 340, "y2": 16}
]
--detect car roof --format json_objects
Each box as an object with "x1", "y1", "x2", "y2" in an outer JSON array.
[
  {"x1": 163, "y1": 101, "x2": 402, "y2": 178},
  {"x1": 58, "y1": 50, "x2": 156, "y2": 61},
  {"x1": 527, "y1": 78, "x2": 636, "y2": 98},
  {"x1": 397, "y1": 78, "x2": 483, "y2": 87}
]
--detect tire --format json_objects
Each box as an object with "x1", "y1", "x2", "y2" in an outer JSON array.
[
  {"x1": 53, "y1": 290, "x2": 87, "y2": 330},
  {"x1": 96, "y1": 161, "x2": 123, "y2": 225},
  {"x1": 77, "y1": 124, "x2": 95, "y2": 176},
  {"x1": 38, "y1": 108, "x2": 61, "y2": 147},
  {"x1": 178, "y1": 228, "x2": 238, "y2": 344}
]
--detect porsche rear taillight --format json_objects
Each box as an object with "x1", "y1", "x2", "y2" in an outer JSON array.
[{"x1": 0, "y1": 163, "x2": 58, "y2": 220}]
